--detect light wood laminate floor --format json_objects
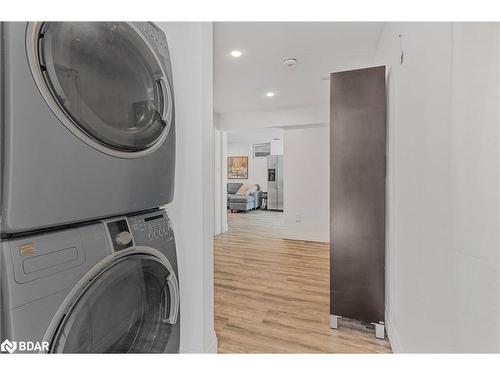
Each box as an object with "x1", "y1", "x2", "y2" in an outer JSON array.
[{"x1": 214, "y1": 210, "x2": 392, "y2": 353}]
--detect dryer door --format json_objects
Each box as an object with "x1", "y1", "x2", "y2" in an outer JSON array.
[
  {"x1": 28, "y1": 22, "x2": 173, "y2": 156},
  {"x1": 49, "y1": 253, "x2": 179, "y2": 353}
]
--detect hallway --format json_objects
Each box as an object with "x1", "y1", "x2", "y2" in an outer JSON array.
[{"x1": 213, "y1": 210, "x2": 392, "y2": 353}]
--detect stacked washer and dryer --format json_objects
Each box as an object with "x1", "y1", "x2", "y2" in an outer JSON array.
[{"x1": 0, "y1": 22, "x2": 180, "y2": 353}]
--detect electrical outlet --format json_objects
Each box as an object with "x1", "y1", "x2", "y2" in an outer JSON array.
[{"x1": 295, "y1": 214, "x2": 301, "y2": 222}]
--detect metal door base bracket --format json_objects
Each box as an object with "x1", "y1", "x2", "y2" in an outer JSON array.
[
  {"x1": 330, "y1": 315, "x2": 385, "y2": 340},
  {"x1": 374, "y1": 322, "x2": 385, "y2": 339},
  {"x1": 329, "y1": 315, "x2": 340, "y2": 329}
]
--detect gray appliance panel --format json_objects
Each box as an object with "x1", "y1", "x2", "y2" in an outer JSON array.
[
  {"x1": 0, "y1": 22, "x2": 175, "y2": 234},
  {"x1": 128, "y1": 210, "x2": 178, "y2": 275},
  {"x1": 107, "y1": 210, "x2": 179, "y2": 353},
  {"x1": 6, "y1": 288, "x2": 72, "y2": 344},
  {"x1": 2, "y1": 223, "x2": 110, "y2": 310},
  {"x1": 276, "y1": 155, "x2": 284, "y2": 210},
  {"x1": 267, "y1": 154, "x2": 278, "y2": 169},
  {"x1": 267, "y1": 155, "x2": 277, "y2": 209},
  {"x1": 267, "y1": 155, "x2": 283, "y2": 210},
  {"x1": 267, "y1": 182, "x2": 278, "y2": 209},
  {"x1": 1, "y1": 209, "x2": 179, "y2": 353}
]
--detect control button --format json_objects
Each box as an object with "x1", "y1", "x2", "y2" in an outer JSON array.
[{"x1": 115, "y1": 231, "x2": 132, "y2": 246}]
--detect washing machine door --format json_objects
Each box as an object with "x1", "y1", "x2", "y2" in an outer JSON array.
[
  {"x1": 27, "y1": 22, "x2": 173, "y2": 157},
  {"x1": 48, "y1": 253, "x2": 179, "y2": 353}
]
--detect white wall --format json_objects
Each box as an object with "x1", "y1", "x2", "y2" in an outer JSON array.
[
  {"x1": 375, "y1": 22, "x2": 500, "y2": 353},
  {"x1": 448, "y1": 23, "x2": 499, "y2": 352},
  {"x1": 200, "y1": 22, "x2": 216, "y2": 354},
  {"x1": 227, "y1": 142, "x2": 268, "y2": 189},
  {"x1": 158, "y1": 22, "x2": 217, "y2": 353},
  {"x1": 283, "y1": 125, "x2": 330, "y2": 242},
  {"x1": 271, "y1": 138, "x2": 284, "y2": 155},
  {"x1": 213, "y1": 128, "x2": 229, "y2": 235},
  {"x1": 213, "y1": 115, "x2": 228, "y2": 235},
  {"x1": 221, "y1": 131, "x2": 228, "y2": 233},
  {"x1": 217, "y1": 104, "x2": 328, "y2": 131},
  {"x1": 214, "y1": 127, "x2": 222, "y2": 235}
]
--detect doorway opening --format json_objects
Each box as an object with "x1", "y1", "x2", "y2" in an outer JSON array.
[
  {"x1": 212, "y1": 22, "x2": 390, "y2": 353},
  {"x1": 226, "y1": 128, "x2": 283, "y2": 219}
]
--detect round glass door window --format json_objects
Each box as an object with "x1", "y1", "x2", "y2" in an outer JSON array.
[
  {"x1": 34, "y1": 22, "x2": 171, "y2": 153},
  {"x1": 50, "y1": 255, "x2": 177, "y2": 353}
]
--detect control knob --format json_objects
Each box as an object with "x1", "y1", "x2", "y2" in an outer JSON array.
[{"x1": 115, "y1": 231, "x2": 132, "y2": 246}]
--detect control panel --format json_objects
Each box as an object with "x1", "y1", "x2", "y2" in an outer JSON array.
[{"x1": 129, "y1": 211, "x2": 173, "y2": 241}]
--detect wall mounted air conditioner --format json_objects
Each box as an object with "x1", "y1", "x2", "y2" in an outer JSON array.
[{"x1": 253, "y1": 142, "x2": 271, "y2": 158}]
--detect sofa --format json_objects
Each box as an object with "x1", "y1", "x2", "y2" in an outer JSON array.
[{"x1": 227, "y1": 183, "x2": 262, "y2": 212}]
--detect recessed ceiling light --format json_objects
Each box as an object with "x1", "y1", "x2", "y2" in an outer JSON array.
[
  {"x1": 266, "y1": 92, "x2": 275, "y2": 97},
  {"x1": 230, "y1": 50, "x2": 242, "y2": 58}
]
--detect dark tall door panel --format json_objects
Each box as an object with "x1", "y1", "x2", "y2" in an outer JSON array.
[{"x1": 330, "y1": 66, "x2": 386, "y2": 324}]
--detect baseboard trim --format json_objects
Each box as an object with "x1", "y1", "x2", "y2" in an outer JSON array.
[
  {"x1": 282, "y1": 230, "x2": 329, "y2": 244},
  {"x1": 205, "y1": 332, "x2": 218, "y2": 353},
  {"x1": 180, "y1": 331, "x2": 218, "y2": 353},
  {"x1": 385, "y1": 309, "x2": 403, "y2": 353}
]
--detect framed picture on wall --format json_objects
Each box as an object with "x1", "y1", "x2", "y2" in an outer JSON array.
[{"x1": 227, "y1": 156, "x2": 248, "y2": 179}]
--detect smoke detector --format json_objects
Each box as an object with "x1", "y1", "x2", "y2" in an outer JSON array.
[{"x1": 281, "y1": 57, "x2": 297, "y2": 67}]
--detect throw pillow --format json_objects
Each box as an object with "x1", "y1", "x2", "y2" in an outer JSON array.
[{"x1": 236, "y1": 184, "x2": 251, "y2": 196}]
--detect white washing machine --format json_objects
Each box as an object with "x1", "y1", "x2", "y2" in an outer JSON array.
[
  {"x1": 0, "y1": 22, "x2": 175, "y2": 236},
  {"x1": 0, "y1": 209, "x2": 180, "y2": 353}
]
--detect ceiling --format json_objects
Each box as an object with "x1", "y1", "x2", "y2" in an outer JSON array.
[{"x1": 214, "y1": 22, "x2": 384, "y2": 114}]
